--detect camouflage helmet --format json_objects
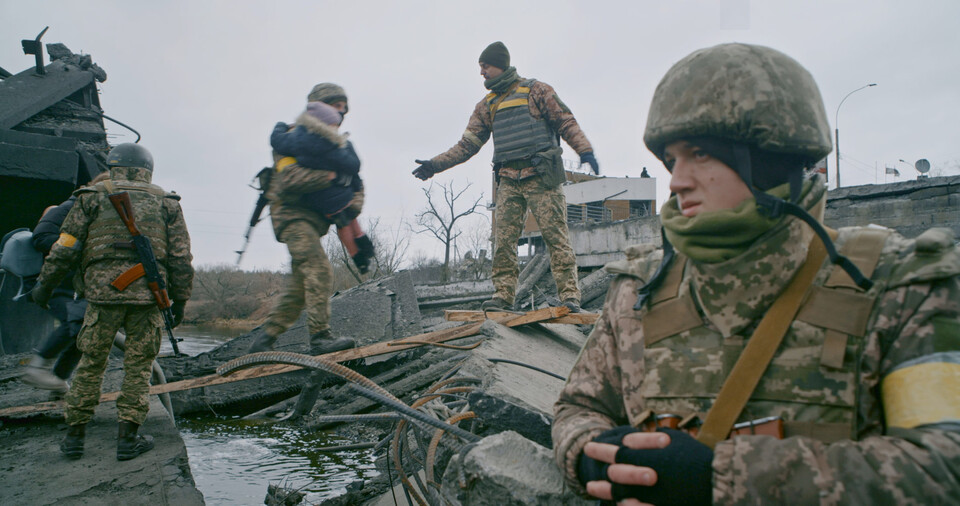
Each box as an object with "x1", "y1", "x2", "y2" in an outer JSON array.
[
  {"x1": 106, "y1": 143, "x2": 154, "y2": 172},
  {"x1": 643, "y1": 43, "x2": 832, "y2": 163}
]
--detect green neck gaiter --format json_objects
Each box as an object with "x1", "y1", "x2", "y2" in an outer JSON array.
[
  {"x1": 660, "y1": 180, "x2": 812, "y2": 263},
  {"x1": 485, "y1": 66, "x2": 519, "y2": 93}
]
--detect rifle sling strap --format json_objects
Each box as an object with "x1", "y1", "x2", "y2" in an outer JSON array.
[
  {"x1": 696, "y1": 231, "x2": 833, "y2": 449},
  {"x1": 111, "y1": 263, "x2": 145, "y2": 291}
]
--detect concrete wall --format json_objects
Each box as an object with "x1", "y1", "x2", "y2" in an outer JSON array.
[
  {"x1": 824, "y1": 175, "x2": 960, "y2": 239},
  {"x1": 568, "y1": 214, "x2": 661, "y2": 267},
  {"x1": 565, "y1": 175, "x2": 960, "y2": 268}
]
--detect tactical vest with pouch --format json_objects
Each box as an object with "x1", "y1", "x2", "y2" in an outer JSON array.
[
  {"x1": 634, "y1": 227, "x2": 891, "y2": 444},
  {"x1": 76, "y1": 180, "x2": 174, "y2": 290}
]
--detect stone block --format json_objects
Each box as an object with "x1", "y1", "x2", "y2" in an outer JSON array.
[{"x1": 441, "y1": 431, "x2": 592, "y2": 506}]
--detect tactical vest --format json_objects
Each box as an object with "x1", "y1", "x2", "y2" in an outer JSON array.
[
  {"x1": 78, "y1": 180, "x2": 172, "y2": 273},
  {"x1": 487, "y1": 79, "x2": 559, "y2": 164},
  {"x1": 636, "y1": 227, "x2": 891, "y2": 443}
]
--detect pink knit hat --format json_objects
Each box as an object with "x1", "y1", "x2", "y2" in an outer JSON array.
[{"x1": 305, "y1": 101, "x2": 342, "y2": 126}]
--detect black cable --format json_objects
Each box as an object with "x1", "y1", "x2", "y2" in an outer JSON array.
[{"x1": 487, "y1": 358, "x2": 566, "y2": 381}]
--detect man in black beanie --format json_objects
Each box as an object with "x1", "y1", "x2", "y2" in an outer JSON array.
[{"x1": 412, "y1": 41, "x2": 598, "y2": 313}]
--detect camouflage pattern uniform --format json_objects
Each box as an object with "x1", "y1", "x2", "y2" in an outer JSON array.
[
  {"x1": 263, "y1": 151, "x2": 364, "y2": 338},
  {"x1": 554, "y1": 42, "x2": 960, "y2": 503},
  {"x1": 428, "y1": 78, "x2": 590, "y2": 305},
  {"x1": 35, "y1": 166, "x2": 194, "y2": 425}
]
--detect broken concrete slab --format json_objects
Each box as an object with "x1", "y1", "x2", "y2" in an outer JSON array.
[
  {"x1": 0, "y1": 396, "x2": 204, "y2": 505},
  {"x1": 156, "y1": 271, "x2": 424, "y2": 415},
  {"x1": 332, "y1": 270, "x2": 422, "y2": 343},
  {"x1": 440, "y1": 431, "x2": 591, "y2": 506},
  {"x1": 434, "y1": 319, "x2": 584, "y2": 448}
]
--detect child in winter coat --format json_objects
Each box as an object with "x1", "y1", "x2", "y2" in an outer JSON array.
[{"x1": 271, "y1": 101, "x2": 375, "y2": 273}]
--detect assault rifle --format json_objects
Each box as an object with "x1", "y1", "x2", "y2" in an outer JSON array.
[
  {"x1": 235, "y1": 167, "x2": 273, "y2": 265},
  {"x1": 106, "y1": 191, "x2": 183, "y2": 356}
]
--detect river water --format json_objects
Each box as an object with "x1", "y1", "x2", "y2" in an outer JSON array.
[{"x1": 161, "y1": 325, "x2": 379, "y2": 505}]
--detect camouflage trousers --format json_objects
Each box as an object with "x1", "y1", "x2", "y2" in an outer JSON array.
[
  {"x1": 264, "y1": 220, "x2": 333, "y2": 337},
  {"x1": 65, "y1": 303, "x2": 162, "y2": 426},
  {"x1": 493, "y1": 175, "x2": 580, "y2": 304}
]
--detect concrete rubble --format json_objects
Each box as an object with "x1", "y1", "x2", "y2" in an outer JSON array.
[
  {"x1": 441, "y1": 431, "x2": 592, "y2": 506},
  {"x1": 0, "y1": 353, "x2": 204, "y2": 505}
]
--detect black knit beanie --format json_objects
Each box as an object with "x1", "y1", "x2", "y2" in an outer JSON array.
[{"x1": 479, "y1": 41, "x2": 510, "y2": 70}]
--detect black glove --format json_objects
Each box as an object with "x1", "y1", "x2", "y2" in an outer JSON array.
[
  {"x1": 580, "y1": 152, "x2": 600, "y2": 175},
  {"x1": 412, "y1": 159, "x2": 436, "y2": 181},
  {"x1": 29, "y1": 283, "x2": 52, "y2": 309},
  {"x1": 274, "y1": 121, "x2": 289, "y2": 132},
  {"x1": 171, "y1": 300, "x2": 187, "y2": 328},
  {"x1": 611, "y1": 428, "x2": 713, "y2": 506},
  {"x1": 577, "y1": 425, "x2": 641, "y2": 485}
]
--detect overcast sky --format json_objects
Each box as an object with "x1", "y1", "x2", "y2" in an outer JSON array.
[{"x1": 3, "y1": 1, "x2": 958, "y2": 271}]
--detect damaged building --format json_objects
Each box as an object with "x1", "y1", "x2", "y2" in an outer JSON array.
[{"x1": 0, "y1": 28, "x2": 117, "y2": 354}]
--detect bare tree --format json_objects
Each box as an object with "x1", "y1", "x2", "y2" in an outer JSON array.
[{"x1": 414, "y1": 180, "x2": 484, "y2": 282}]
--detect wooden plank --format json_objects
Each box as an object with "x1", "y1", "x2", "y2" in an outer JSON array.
[
  {"x1": 0, "y1": 306, "x2": 567, "y2": 418},
  {"x1": 444, "y1": 309, "x2": 598, "y2": 325}
]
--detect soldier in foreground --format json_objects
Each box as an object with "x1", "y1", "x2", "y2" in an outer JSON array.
[
  {"x1": 31, "y1": 144, "x2": 194, "y2": 461},
  {"x1": 248, "y1": 83, "x2": 362, "y2": 417},
  {"x1": 412, "y1": 41, "x2": 597, "y2": 313},
  {"x1": 552, "y1": 43, "x2": 960, "y2": 504}
]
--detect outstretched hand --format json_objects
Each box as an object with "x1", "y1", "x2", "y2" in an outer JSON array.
[
  {"x1": 580, "y1": 152, "x2": 600, "y2": 175},
  {"x1": 412, "y1": 159, "x2": 436, "y2": 180}
]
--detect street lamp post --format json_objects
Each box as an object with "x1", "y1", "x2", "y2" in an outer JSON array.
[{"x1": 835, "y1": 83, "x2": 877, "y2": 188}]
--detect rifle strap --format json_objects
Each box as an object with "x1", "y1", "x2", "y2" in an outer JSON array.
[
  {"x1": 696, "y1": 230, "x2": 832, "y2": 449},
  {"x1": 111, "y1": 263, "x2": 145, "y2": 291},
  {"x1": 102, "y1": 179, "x2": 116, "y2": 194}
]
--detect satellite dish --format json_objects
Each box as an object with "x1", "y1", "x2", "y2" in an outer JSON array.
[{"x1": 915, "y1": 159, "x2": 930, "y2": 173}]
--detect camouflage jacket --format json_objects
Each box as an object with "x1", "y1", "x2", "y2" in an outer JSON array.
[
  {"x1": 266, "y1": 150, "x2": 364, "y2": 240},
  {"x1": 429, "y1": 78, "x2": 593, "y2": 173},
  {"x1": 553, "y1": 212, "x2": 960, "y2": 503},
  {"x1": 37, "y1": 167, "x2": 194, "y2": 304}
]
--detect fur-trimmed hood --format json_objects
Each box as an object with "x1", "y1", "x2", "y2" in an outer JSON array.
[{"x1": 295, "y1": 111, "x2": 348, "y2": 148}]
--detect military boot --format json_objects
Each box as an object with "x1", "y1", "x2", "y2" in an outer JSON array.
[
  {"x1": 60, "y1": 423, "x2": 85, "y2": 460},
  {"x1": 22, "y1": 355, "x2": 70, "y2": 393},
  {"x1": 117, "y1": 420, "x2": 155, "y2": 461},
  {"x1": 309, "y1": 330, "x2": 356, "y2": 356},
  {"x1": 248, "y1": 331, "x2": 278, "y2": 354},
  {"x1": 562, "y1": 299, "x2": 582, "y2": 313}
]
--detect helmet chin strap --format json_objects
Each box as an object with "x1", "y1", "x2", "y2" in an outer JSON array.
[{"x1": 733, "y1": 144, "x2": 874, "y2": 291}]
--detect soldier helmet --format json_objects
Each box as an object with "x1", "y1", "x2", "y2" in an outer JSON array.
[
  {"x1": 307, "y1": 83, "x2": 348, "y2": 112},
  {"x1": 639, "y1": 43, "x2": 874, "y2": 293},
  {"x1": 644, "y1": 43, "x2": 832, "y2": 174},
  {"x1": 106, "y1": 143, "x2": 154, "y2": 172}
]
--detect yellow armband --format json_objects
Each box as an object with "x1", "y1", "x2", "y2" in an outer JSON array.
[
  {"x1": 275, "y1": 157, "x2": 297, "y2": 173},
  {"x1": 882, "y1": 355, "x2": 960, "y2": 429},
  {"x1": 55, "y1": 233, "x2": 80, "y2": 250}
]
